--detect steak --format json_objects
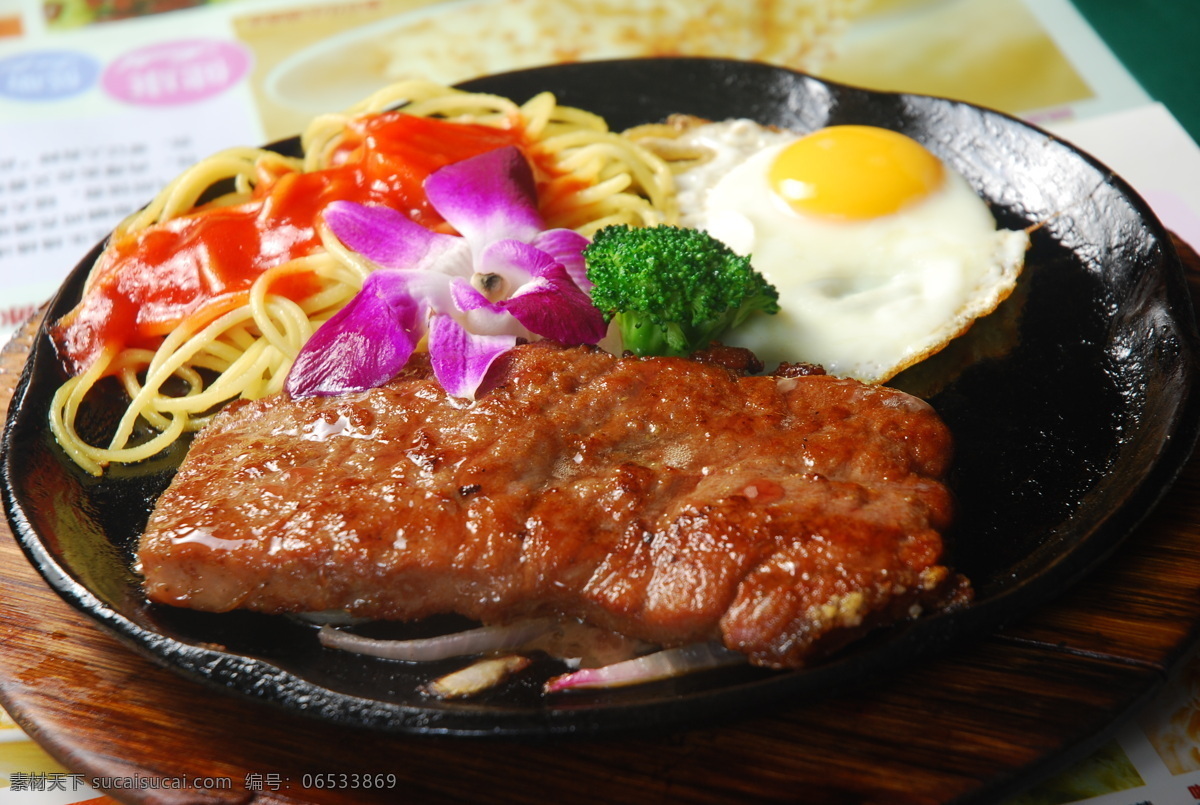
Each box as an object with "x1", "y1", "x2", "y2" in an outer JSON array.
[{"x1": 137, "y1": 341, "x2": 968, "y2": 669}]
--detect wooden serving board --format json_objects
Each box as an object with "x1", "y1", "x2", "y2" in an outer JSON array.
[{"x1": 4, "y1": 238, "x2": 1200, "y2": 805}]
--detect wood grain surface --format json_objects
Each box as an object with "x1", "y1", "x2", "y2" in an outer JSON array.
[{"x1": 3, "y1": 238, "x2": 1200, "y2": 805}]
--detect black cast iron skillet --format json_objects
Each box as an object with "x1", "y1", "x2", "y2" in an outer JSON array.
[{"x1": 3, "y1": 57, "x2": 1199, "y2": 737}]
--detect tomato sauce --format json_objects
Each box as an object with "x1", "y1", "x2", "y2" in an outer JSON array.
[{"x1": 51, "y1": 114, "x2": 538, "y2": 375}]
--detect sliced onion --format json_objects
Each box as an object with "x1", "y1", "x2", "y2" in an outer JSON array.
[
  {"x1": 318, "y1": 619, "x2": 554, "y2": 662},
  {"x1": 544, "y1": 642, "x2": 745, "y2": 693},
  {"x1": 423, "y1": 655, "x2": 533, "y2": 699}
]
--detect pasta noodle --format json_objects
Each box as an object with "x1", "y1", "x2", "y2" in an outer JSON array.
[{"x1": 50, "y1": 80, "x2": 678, "y2": 475}]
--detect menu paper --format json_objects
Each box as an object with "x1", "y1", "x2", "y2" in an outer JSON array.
[
  {"x1": 0, "y1": 1, "x2": 1199, "y2": 803},
  {"x1": 0, "y1": 101, "x2": 257, "y2": 332}
]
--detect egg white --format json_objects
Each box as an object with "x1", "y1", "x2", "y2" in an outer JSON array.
[{"x1": 672, "y1": 120, "x2": 1029, "y2": 383}]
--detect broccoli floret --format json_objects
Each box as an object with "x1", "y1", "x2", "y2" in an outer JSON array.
[{"x1": 584, "y1": 224, "x2": 780, "y2": 357}]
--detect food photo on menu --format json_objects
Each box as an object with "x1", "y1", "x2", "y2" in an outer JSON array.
[{"x1": 2, "y1": 0, "x2": 1200, "y2": 803}]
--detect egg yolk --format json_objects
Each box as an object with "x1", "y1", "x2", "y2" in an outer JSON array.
[{"x1": 768, "y1": 125, "x2": 945, "y2": 220}]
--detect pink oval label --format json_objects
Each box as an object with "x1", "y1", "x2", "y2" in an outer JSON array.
[{"x1": 102, "y1": 39, "x2": 250, "y2": 106}]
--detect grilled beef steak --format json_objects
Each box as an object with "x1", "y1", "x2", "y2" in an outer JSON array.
[{"x1": 137, "y1": 342, "x2": 968, "y2": 669}]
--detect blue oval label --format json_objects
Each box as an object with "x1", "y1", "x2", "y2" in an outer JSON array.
[{"x1": 0, "y1": 50, "x2": 101, "y2": 101}]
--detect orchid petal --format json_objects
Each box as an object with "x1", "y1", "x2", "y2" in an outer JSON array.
[
  {"x1": 324, "y1": 201, "x2": 460, "y2": 271},
  {"x1": 286, "y1": 271, "x2": 428, "y2": 399},
  {"x1": 450, "y1": 278, "x2": 494, "y2": 313},
  {"x1": 463, "y1": 240, "x2": 605, "y2": 344},
  {"x1": 425, "y1": 147, "x2": 543, "y2": 251},
  {"x1": 500, "y1": 262, "x2": 609, "y2": 345},
  {"x1": 476, "y1": 238, "x2": 555, "y2": 286},
  {"x1": 449, "y1": 278, "x2": 532, "y2": 338},
  {"x1": 428, "y1": 314, "x2": 518, "y2": 399},
  {"x1": 531, "y1": 228, "x2": 591, "y2": 290}
]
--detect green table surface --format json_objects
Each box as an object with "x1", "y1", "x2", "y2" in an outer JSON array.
[{"x1": 1069, "y1": 0, "x2": 1200, "y2": 144}]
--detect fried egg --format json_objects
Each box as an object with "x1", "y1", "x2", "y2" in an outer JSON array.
[{"x1": 671, "y1": 119, "x2": 1029, "y2": 383}]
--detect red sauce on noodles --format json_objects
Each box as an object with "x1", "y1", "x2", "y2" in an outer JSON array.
[{"x1": 51, "y1": 114, "x2": 537, "y2": 375}]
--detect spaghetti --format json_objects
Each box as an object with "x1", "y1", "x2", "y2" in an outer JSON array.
[{"x1": 49, "y1": 80, "x2": 678, "y2": 475}]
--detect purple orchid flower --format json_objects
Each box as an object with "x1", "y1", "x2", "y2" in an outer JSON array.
[{"x1": 285, "y1": 146, "x2": 607, "y2": 400}]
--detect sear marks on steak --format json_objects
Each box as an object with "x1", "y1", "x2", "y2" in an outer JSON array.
[{"x1": 137, "y1": 341, "x2": 970, "y2": 669}]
